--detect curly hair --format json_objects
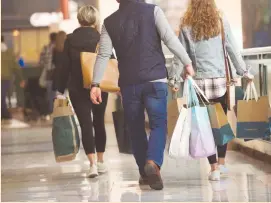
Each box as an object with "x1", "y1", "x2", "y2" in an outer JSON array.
[{"x1": 181, "y1": 0, "x2": 221, "y2": 41}]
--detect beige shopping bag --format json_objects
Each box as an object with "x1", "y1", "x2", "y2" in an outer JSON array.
[
  {"x1": 52, "y1": 98, "x2": 80, "y2": 163},
  {"x1": 167, "y1": 97, "x2": 186, "y2": 137},
  {"x1": 237, "y1": 83, "x2": 270, "y2": 139},
  {"x1": 80, "y1": 52, "x2": 120, "y2": 92},
  {"x1": 207, "y1": 103, "x2": 235, "y2": 145},
  {"x1": 52, "y1": 98, "x2": 74, "y2": 118}
]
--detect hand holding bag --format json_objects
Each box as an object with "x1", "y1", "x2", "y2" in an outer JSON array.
[{"x1": 80, "y1": 45, "x2": 120, "y2": 92}]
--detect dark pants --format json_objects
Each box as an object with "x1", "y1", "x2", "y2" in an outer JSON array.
[
  {"x1": 208, "y1": 94, "x2": 228, "y2": 164},
  {"x1": 46, "y1": 81, "x2": 56, "y2": 114},
  {"x1": 69, "y1": 89, "x2": 108, "y2": 154},
  {"x1": 121, "y1": 82, "x2": 168, "y2": 176},
  {"x1": 1, "y1": 80, "x2": 11, "y2": 119}
]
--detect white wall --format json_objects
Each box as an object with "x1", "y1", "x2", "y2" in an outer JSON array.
[
  {"x1": 216, "y1": 0, "x2": 244, "y2": 49},
  {"x1": 98, "y1": 0, "x2": 119, "y2": 26}
]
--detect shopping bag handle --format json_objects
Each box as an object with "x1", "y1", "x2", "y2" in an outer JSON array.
[
  {"x1": 183, "y1": 79, "x2": 199, "y2": 107},
  {"x1": 243, "y1": 81, "x2": 258, "y2": 102},
  {"x1": 187, "y1": 76, "x2": 210, "y2": 104}
]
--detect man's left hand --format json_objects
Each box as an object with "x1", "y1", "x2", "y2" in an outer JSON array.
[{"x1": 90, "y1": 87, "x2": 102, "y2": 104}]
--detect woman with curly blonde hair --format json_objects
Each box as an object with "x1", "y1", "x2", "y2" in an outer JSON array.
[{"x1": 170, "y1": 0, "x2": 254, "y2": 181}]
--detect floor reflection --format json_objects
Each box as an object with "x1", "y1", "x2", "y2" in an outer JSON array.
[{"x1": 1, "y1": 124, "x2": 271, "y2": 202}]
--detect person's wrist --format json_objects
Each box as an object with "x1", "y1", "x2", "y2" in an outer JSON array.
[{"x1": 91, "y1": 83, "x2": 100, "y2": 88}]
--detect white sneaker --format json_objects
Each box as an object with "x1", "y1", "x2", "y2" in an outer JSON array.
[
  {"x1": 97, "y1": 162, "x2": 107, "y2": 173},
  {"x1": 209, "y1": 170, "x2": 220, "y2": 181},
  {"x1": 218, "y1": 165, "x2": 229, "y2": 175},
  {"x1": 87, "y1": 164, "x2": 98, "y2": 178}
]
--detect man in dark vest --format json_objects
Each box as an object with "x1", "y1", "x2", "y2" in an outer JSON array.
[{"x1": 90, "y1": 0, "x2": 194, "y2": 190}]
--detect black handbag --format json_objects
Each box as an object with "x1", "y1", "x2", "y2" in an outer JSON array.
[{"x1": 112, "y1": 96, "x2": 133, "y2": 154}]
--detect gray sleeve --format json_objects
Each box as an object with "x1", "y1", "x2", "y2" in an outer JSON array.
[
  {"x1": 92, "y1": 24, "x2": 113, "y2": 84},
  {"x1": 223, "y1": 16, "x2": 247, "y2": 76},
  {"x1": 154, "y1": 6, "x2": 191, "y2": 66},
  {"x1": 171, "y1": 30, "x2": 189, "y2": 86}
]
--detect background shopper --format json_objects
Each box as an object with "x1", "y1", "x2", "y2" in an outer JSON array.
[
  {"x1": 1, "y1": 36, "x2": 25, "y2": 122},
  {"x1": 55, "y1": 5, "x2": 108, "y2": 178},
  {"x1": 170, "y1": 0, "x2": 254, "y2": 181},
  {"x1": 39, "y1": 32, "x2": 57, "y2": 119}
]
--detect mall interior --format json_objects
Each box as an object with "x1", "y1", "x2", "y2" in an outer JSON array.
[{"x1": 1, "y1": 0, "x2": 271, "y2": 202}]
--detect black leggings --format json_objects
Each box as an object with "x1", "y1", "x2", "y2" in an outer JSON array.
[
  {"x1": 69, "y1": 89, "x2": 108, "y2": 154},
  {"x1": 208, "y1": 94, "x2": 228, "y2": 165}
]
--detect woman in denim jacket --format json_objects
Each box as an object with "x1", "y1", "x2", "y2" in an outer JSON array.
[{"x1": 169, "y1": 0, "x2": 253, "y2": 181}]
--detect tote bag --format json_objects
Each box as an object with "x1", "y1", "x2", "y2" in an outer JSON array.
[
  {"x1": 52, "y1": 98, "x2": 80, "y2": 163},
  {"x1": 80, "y1": 47, "x2": 120, "y2": 92}
]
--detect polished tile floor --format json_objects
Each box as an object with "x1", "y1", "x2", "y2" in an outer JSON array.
[{"x1": 1, "y1": 124, "x2": 271, "y2": 202}]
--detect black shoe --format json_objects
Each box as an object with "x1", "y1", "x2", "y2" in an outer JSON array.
[{"x1": 144, "y1": 161, "x2": 163, "y2": 190}]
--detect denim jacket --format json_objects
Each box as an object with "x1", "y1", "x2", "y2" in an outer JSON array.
[{"x1": 168, "y1": 15, "x2": 249, "y2": 87}]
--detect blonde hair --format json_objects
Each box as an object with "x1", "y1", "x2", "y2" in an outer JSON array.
[
  {"x1": 182, "y1": 0, "x2": 221, "y2": 41},
  {"x1": 55, "y1": 31, "x2": 67, "y2": 52},
  {"x1": 77, "y1": 5, "x2": 99, "y2": 27}
]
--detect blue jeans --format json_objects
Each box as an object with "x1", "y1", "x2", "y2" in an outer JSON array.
[{"x1": 121, "y1": 82, "x2": 168, "y2": 176}]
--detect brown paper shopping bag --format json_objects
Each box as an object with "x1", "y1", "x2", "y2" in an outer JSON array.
[
  {"x1": 237, "y1": 82, "x2": 270, "y2": 139},
  {"x1": 80, "y1": 52, "x2": 120, "y2": 92},
  {"x1": 52, "y1": 99, "x2": 80, "y2": 163},
  {"x1": 167, "y1": 97, "x2": 186, "y2": 137},
  {"x1": 207, "y1": 103, "x2": 235, "y2": 146}
]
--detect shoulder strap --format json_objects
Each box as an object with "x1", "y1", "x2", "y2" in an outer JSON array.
[{"x1": 220, "y1": 18, "x2": 233, "y2": 83}]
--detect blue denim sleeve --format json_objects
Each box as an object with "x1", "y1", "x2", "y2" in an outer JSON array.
[{"x1": 222, "y1": 15, "x2": 247, "y2": 76}]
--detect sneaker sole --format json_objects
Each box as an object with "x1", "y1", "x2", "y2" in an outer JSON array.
[
  {"x1": 144, "y1": 164, "x2": 163, "y2": 190},
  {"x1": 88, "y1": 173, "x2": 98, "y2": 178}
]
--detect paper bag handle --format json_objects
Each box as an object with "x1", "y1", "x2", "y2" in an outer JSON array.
[
  {"x1": 243, "y1": 81, "x2": 258, "y2": 102},
  {"x1": 187, "y1": 76, "x2": 210, "y2": 104}
]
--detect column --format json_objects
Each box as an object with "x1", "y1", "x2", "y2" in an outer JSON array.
[{"x1": 60, "y1": 0, "x2": 69, "y2": 19}]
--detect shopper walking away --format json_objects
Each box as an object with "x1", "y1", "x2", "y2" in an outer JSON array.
[
  {"x1": 90, "y1": 0, "x2": 194, "y2": 190},
  {"x1": 1, "y1": 36, "x2": 25, "y2": 122},
  {"x1": 170, "y1": 0, "x2": 254, "y2": 181},
  {"x1": 39, "y1": 32, "x2": 57, "y2": 119},
  {"x1": 55, "y1": 5, "x2": 109, "y2": 178}
]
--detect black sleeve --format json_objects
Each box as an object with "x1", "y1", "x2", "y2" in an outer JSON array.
[{"x1": 55, "y1": 38, "x2": 71, "y2": 94}]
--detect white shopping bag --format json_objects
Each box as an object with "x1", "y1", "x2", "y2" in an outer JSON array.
[
  {"x1": 169, "y1": 107, "x2": 189, "y2": 158},
  {"x1": 168, "y1": 80, "x2": 192, "y2": 159}
]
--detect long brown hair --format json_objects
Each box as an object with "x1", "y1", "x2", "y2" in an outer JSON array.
[
  {"x1": 55, "y1": 31, "x2": 67, "y2": 52},
  {"x1": 181, "y1": 0, "x2": 221, "y2": 41}
]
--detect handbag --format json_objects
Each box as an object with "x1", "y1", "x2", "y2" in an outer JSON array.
[
  {"x1": 220, "y1": 18, "x2": 236, "y2": 111},
  {"x1": 80, "y1": 45, "x2": 120, "y2": 92},
  {"x1": 112, "y1": 96, "x2": 133, "y2": 154}
]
